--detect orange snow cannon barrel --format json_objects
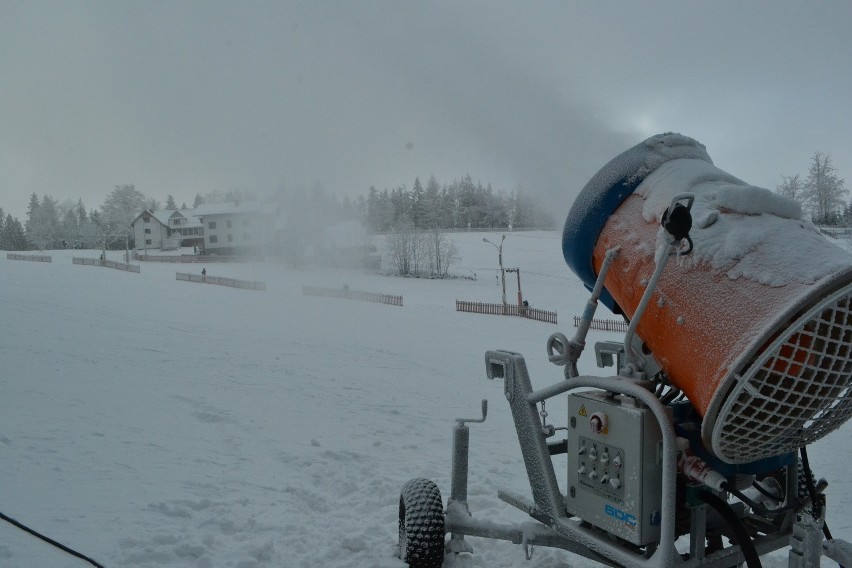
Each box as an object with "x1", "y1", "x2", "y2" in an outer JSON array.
[{"x1": 563, "y1": 133, "x2": 852, "y2": 464}]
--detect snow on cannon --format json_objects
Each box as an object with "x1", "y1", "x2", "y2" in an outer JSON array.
[{"x1": 397, "y1": 133, "x2": 852, "y2": 568}]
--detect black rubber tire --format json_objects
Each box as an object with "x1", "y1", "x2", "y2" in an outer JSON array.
[{"x1": 398, "y1": 478, "x2": 445, "y2": 568}]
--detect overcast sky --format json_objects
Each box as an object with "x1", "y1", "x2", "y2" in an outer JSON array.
[{"x1": 2, "y1": 1, "x2": 851, "y2": 220}]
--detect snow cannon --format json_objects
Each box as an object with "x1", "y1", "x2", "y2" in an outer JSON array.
[{"x1": 563, "y1": 133, "x2": 852, "y2": 464}]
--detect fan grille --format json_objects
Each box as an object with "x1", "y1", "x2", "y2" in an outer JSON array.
[{"x1": 711, "y1": 284, "x2": 852, "y2": 463}]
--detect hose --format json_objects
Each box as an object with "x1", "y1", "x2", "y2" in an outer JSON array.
[
  {"x1": 800, "y1": 446, "x2": 835, "y2": 542},
  {"x1": 698, "y1": 491, "x2": 762, "y2": 568},
  {"x1": 0, "y1": 510, "x2": 105, "y2": 568}
]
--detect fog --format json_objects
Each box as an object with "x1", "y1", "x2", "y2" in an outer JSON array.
[{"x1": 2, "y1": 2, "x2": 851, "y2": 219}]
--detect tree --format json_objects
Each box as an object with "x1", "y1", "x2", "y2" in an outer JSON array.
[
  {"x1": 410, "y1": 177, "x2": 426, "y2": 229},
  {"x1": 424, "y1": 176, "x2": 442, "y2": 228},
  {"x1": 24, "y1": 193, "x2": 40, "y2": 240},
  {"x1": 193, "y1": 193, "x2": 203, "y2": 208},
  {"x1": 56, "y1": 199, "x2": 78, "y2": 247},
  {"x1": 1, "y1": 214, "x2": 27, "y2": 250},
  {"x1": 76, "y1": 199, "x2": 88, "y2": 226},
  {"x1": 384, "y1": 220, "x2": 416, "y2": 276},
  {"x1": 166, "y1": 194, "x2": 178, "y2": 209},
  {"x1": 802, "y1": 152, "x2": 847, "y2": 225},
  {"x1": 776, "y1": 174, "x2": 803, "y2": 202},
  {"x1": 424, "y1": 226, "x2": 460, "y2": 277},
  {"x1": 27, "y1": 195, "x2": 60, "y2": 250},
  {"x1": 101, "y1": 184, "x2": 146, "y2": 247}
]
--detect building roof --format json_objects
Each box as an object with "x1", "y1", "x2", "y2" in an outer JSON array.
[
  {"x1": 132, "y1": 208, "x2": 203, "y2": 228},
  {"x1": 192, "y1": 201, "x2": 266, "y2": 218}
]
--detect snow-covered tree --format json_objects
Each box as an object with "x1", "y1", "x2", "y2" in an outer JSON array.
[
  {"x1": 101, "y1": 184, "x2": 146, "y2": 246},
  {"x1": 56, "y1": 199, "x2": 79, "y2": 246},
  {"x1": 166, "y1": 195, "x2": 178, "y2": 209},
  {"x1": 410, "y1": 178, "x2": 426, "y2": 229},
  {"x1": 802, "y1": 152, "x2": 847, "y2": 225},
  {"x1": 1, "y1": 214, "x2": 27, "y2": 250},
  {"x1": 27, "y1": 195, "x2": 60, "y2": 250},
  {"x1": 775, "y1": 174, "x2": 803, "y2": 202}
]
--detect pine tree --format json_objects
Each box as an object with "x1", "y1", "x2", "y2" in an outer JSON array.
[
  {"x1": 26, "y1": 195, "x2": 60, "y2": 249},
  {"x1": 410, "y1": 177, "x2": 426, "y2": 229},
  {"x1": 424, "y1": 176, "x2": 441, "y2": 228},
  {"x1": 166, "y1": 195, "x2": 177, "y2": 209},
  {"x1": 25, "y1": 193, "x2": 39, "y2": 236},
  {"x1": 76, "y1": 199, "x2": 87, "y2": 226},
  {"x1": 2, "y1": 214, "x2": 27, "y2": 251},
  {"x1": 366, "y1": 186, "x2": 381, "y2": 232}
]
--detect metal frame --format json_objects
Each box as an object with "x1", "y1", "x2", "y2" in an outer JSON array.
[
  {"x1": 430, "y1": 192, "x2": 852, "y2": 568},
  {"x1": 443, "y1": 349, "x2": 847, "y2": 568}
]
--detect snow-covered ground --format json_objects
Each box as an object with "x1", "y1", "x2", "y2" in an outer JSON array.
[{"x1": 1, "y1": 231, "x2": 850, "y2": 568}]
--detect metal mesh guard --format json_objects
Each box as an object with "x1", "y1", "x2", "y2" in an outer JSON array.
[{"x1": 712, "y1": 283, "x2": 852, "y2": 463}]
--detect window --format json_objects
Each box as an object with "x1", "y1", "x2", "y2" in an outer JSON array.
[
  {"x1": 227, "y1": 234, "x2": 233, "y2": 242},
  {"x1": 145, "y1": 239, "x2": 152, "y2": 245},
  {"x1": 226, "y1": 220, "x2": 232, "y2": 228},
  {"x1": 143, "y1": 217, "x2": 150, "y2": 223},
  {"x1": 208, "y1": 221, "x2": 217, "y2": 230},
  {"x1": 209, "y1": 235, "x2": 218, "y2": 243},
  {"x1": 145, "y1": 228, "x2": 151, "y2": 234}
]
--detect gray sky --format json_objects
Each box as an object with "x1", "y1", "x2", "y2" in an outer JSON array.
[{"x1": 2, "y1": 1, "x2": 851, "y2": 220}]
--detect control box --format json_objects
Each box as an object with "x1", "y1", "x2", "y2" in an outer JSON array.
[{"x1": 566, "y1": 391, "x2": 665, "y2": 546}]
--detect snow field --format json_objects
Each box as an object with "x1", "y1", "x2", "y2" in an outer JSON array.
[{"x1": 1, "y1": 231, "x2": 849, "y2": 567}]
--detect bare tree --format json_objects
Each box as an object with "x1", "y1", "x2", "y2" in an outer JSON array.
[
  {"x1": 424, "y1": 226, "x2": 460, "y2": 277},
  {"x1": 802, "y1": 152, "x2": 847, "y2": 225},
  {"x1": 384, "y1": 220, "x2": 416, "y2": 276},
  {"x1": 775, "y1": 174, "x2": 803, "y2": 202}
]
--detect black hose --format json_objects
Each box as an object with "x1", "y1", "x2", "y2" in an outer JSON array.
[
  {"x1": 698, "y1": 491, "x2": 762, "y2": 568},
  {"x1": 751, "y1": 480, "x2": 783, "y2": 503},
  {"x1": 0, "y1": 510, "x2": 105, "y2": 568},
  {"x1": 799, "y1": 447, "x2": 835, "y2": 543}
]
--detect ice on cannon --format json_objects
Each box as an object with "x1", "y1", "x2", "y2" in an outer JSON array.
[{"x1": 563, "y1": 132, "x2": 852, "y2": 464}]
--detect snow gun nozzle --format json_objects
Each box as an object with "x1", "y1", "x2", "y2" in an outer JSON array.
[{"x1": 662, "y1": 195, "x2": 694, "y2": 255}]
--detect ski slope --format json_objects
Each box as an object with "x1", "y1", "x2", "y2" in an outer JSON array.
[{"x1": 1, "y1": 231, "x2": 849, "y2": 568}]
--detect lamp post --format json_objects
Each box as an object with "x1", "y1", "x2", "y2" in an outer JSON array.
[{"x1": 482, "y1": 234, "x2": 507, "y2": 306}]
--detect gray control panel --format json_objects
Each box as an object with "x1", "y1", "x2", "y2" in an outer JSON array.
[{"x1": 566, "y1": 391, "x2": 664, "y2": 546}]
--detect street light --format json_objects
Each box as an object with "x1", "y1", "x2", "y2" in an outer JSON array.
[{"x1": 482, "y1": 234, "x2": 507, "y2": 305}]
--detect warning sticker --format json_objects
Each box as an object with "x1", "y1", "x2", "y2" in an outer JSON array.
[{"x1": 578, "y1": 405, "x2": 588, "y2": 417}]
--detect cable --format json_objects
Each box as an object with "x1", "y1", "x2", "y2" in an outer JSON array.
[
  {"x1": 751, "y1": 480, "x2": 783, "y2": 503},
  {"x1": 799, "y1": 447, "x2": 835, "y2": 543},
  {"x1": 698, "y1": 491, "x2": 762, "y2": 568},
  {"x1": 0, "y1": 510, "x2": 105, "y2": 568}
]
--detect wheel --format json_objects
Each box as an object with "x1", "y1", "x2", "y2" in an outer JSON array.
[{"x1": 398, "y1": 478, "x2": 445, "y2": 568}]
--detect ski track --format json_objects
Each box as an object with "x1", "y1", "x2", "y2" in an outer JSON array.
[{"x1": 1, "y1": 233, "x2": 850, "y2": 567}]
